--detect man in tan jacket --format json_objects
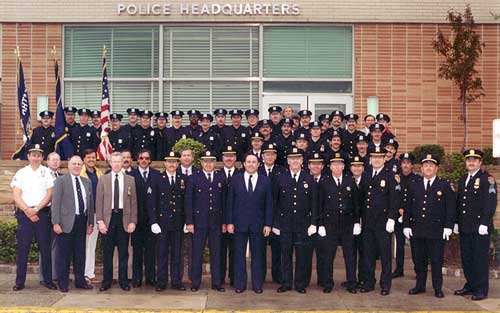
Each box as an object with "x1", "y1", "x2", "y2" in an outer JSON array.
[{"x1": 95, "y1": 152, "x2": 137, "y2": 291}]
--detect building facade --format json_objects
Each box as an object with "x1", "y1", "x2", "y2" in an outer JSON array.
[{"x1": 1, "y1": 0, "x2": 500, "y2": 158}]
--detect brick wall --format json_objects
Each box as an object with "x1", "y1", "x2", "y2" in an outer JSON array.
[{"x1": 354, "y1": 23, "x2": 500, "y2": 153}]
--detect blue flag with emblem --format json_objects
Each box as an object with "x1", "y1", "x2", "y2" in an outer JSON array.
[
  {"x1": 12, "y1": 56, "x2": 31, "y2": 160},
  {"x1": 53, "y1": 58, "x2": 74, "y2": 159}
]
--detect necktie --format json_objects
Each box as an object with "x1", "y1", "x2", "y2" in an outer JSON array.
[
  {"x1": 113, "y1": 174, "x2": 120, "y2": 210},
  {"x1": 268, "y1": 168, "x2": 272, "y2": 177},
  {"x1": 75, "y1": 177, "x2": 84, "y2": 215},
  {"x1": 373, "y1": 170, "x2": 377, "y2": 178},
  {"x1": 315, "y1": 177, "x2": 319, "y2": 183},
  {"x1": 426, "y1": 179, "x2": 431, "y2": 191},
  {"x1": 143, "y1": 170, "x2": 148, "y2": 182},
  {"x1": 293, "y1": 173, "x2": 297, "y2": 183},
  {"x1": 466, "y1": 174, "x2": 473, "y2": 187},
  {"x1": 248, "y1": 174, "x2": 254, "y2": 194},
  {"x1": 170, "y1": 175, "x2": 175, "y2": 186},
  {"x1": 336, "y1": 178, "x2": 341, "y2": 187},
  {"x1": 207, "y1": 173, "x2": 212, "y2": 183},
  {"x1": 228, "y1": 170, "x2": 232, "y2": 178}
]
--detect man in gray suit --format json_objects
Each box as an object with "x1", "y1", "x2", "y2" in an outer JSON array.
[
  {"x1": 51, "y1": 155, "x2": 94, "y2": 292},
  {"x1": 96, "y1": 152, "x2": 138, "y2": 291}
]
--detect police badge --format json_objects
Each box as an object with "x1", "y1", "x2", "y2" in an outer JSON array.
[
  {"x1": 147, "y1": 187, "x2": 152, "y2": 194},
  {"x1": 380, "y1": 180, "x2": 386, "y2": 187},
  {"x1": 474, "y1": 177, "x2": 480, "y2": 190},
  {"x1": 488, "y1": 176, "x2": 496, "y2": 194},
  {"x1": 150, "y1": 130, "x2": 155, "y2": 137},
  {"x1": 218, "y1": 182, "x2": 222, "y2": 188},
  {"x1": 346, "y1": 186, "x2": 351, "y2": 191},
  {"x1": 437, "y1": 191, "x2": 442, "y2": 196},
  {"x1": 394, "y1": 174, "x2": 400, "y2": 184},
  {"x1": 304, "y1": 183, "x2": 309, "y2": 189},
  {"x1": 86, "y1": 132, "x2": 91, "y2": 137},
  {"x1": 242, "y1": 133, "x2": 246, "y2": 138},
  {"x1": 180, "y1": 179, "x2": 185, "y2": 189}
]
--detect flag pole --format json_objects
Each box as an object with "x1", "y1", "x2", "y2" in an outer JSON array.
[{"x1": 14, "y1": 46, "x2": 20, "y2": 138}]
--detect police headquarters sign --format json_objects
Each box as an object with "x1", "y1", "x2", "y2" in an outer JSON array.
[{"x1": 117, "y1": 2, "x2": 301, "y2": 16}]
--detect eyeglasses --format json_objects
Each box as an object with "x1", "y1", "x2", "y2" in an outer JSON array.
[{"x1": 138, "y1": 156, "x2": 150, "y2": 160}]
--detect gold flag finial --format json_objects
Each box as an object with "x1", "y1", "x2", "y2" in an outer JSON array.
[
  {"x1": 102, "y1": 45, "x2": 107, "y2": 57},
  {"x1": 14, "y1": 46, "x2": 20, "y2": 59},
  {"x1": 51, "y1": 45, "x2": 57, "y2": 61}
]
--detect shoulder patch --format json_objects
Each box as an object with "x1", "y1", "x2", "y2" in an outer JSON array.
[
  {"x1": 147, "y1": 186, "x2": 152, "y2": 194},
  {"x1": 488, "y1": 176, "x2": 495, "y2": 185},
  {"x1": 394, "y1": 174, "x2": 400, "y2": 184}
]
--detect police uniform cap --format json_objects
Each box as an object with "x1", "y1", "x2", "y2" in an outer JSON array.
[
  {"x1": 64, "y1": 106, "x2": 77, "y2": 114},
  {"x1": 318, "y1": 114, "x2": 332, "y2": 122},
  {"x1": 222, "y1": 145, "x2": 237, "y2": 155},
  {"x1": 155, "y1": 112, "x2": 169, "y2": 119},
  {"x1": 263, "y1": 143, "x2": 277, "y2": 153},
  {"x1": 251, "y1": 132, "x2": 264, "y2": 140},
  {"x1": 310, "y1": 121, "x2": 321, "y2": 129},
  {"x1": 213, "y1": 108, "x2": 227, "y2": 116},
  {"x1": 280, "y1": 118, "x2": 292, "y2": 126},
  {"x1": 164, "y1": 151, "x2": 180, "y2": 160},
  {"x1": 91, "y1": 110, "x2": 101, "y2": 117},
  {"x1": 399, "y1": 152, "x2": 416, "y2": 163},
  {"x1": 376, "y1": 113, "x2": 391, "y2": 122},
  {"x1": 356, "y1": 135, "x2": 368, "y2": 143},
  {"x1": 110, "y1": 113, "x2": 123, "y2": 121},
  {"x1": 126, "y1": 108, "x2": 140, "y2": 115},
  {"x1": 385, "y1": 138, "x2": 399, "y2": 149},
  {"x1": 259, "y1": 119, "x2": 271, "y2": 127},
  {"x1": 350, "y1": 155, "x2": 365, "y2": 165},
  {"x1": 39, "y1": 110, "x2": 54, "y2": 119},
  {"x1": 421, "y1": 153, "x2": 440, "y2": 165},
  {"x1": 229, "y1": 109, "x2": 243, "y2": 117},
  {"x1": 187, "y1": 110, "x2": 201, "y2": 117},
  {"x1": 200, "y1": 150, "x2": 217, "y2": 159},
  {"x1": 78, "y1": 108, "x2": 92, "y2": 116},
  {"x1": 268, "y1": 106, "x2": 282, "y2": 114},
  {"x1": 287, "y1": 147, "x2": 304, "y2": 157},
  {"x1": 330, "y1": 152, "x2": 345, "y2": 163},
  {"x1": 170, "y1": 110, "x2": 184, "y2": 117},
  {"x1": 309, "y1": 152, "x2": 324, "y2": 163},
  {"x1": 298, "y1": 109, "x2": 312, "y2": 117},
  {"x1": 245, "y1": 109, "x2": 259, "y2": 118},
  {"x1": 369, "y1": 123, "x2": 385, "y2": 132},
  {"x1": 140, "y1": 110, "x2": 154, "y2": 118},
  {"x1": 368, "y1": 146, "x2": 387, "y2": 156},
  {"x1": 201, "y1": 113, "x2": 213, "y2": 122},
  {"x1": 28, "y1": 144, "x2": 44, "y2": 153},
  {"x1": 332, "y1": 110, "x2": 345, "y2": 119},
  {"x1": 463, "y1": 149, "x2": 483, "y2": 159},
  {"x1": 346, "y1": 113, "x2": 359, "y2": 121}
]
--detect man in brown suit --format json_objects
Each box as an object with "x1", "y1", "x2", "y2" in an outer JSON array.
[{"x1": 96, "y1": 152, "x2": 138, "y2": 291}]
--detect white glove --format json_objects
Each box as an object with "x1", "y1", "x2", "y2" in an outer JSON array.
[
  {"x1": 442, "y1": 228, "x2": 452, "y2": 240},
  {"x1": 453, "y1": 223, "x2": 459, "y2": 234},
  {"x1": 307, "y1": 225, "x2": 317, "y2": 236},
  {"x1": 478, "y1": 224, "x2": 489, "y2": 235},
  {"x1": 398, "y1": 216, "x2": 403, "y2": 223},
  {"x1": 318, "y1": 226, "x2": 327, "y2": 237},
  {"x1": 353, "y1": 223, "x2": 361, "y2": 235},
  {"x1": 183, "y1": 224, "x2": 189, "y2": 233},
  {"x1": 403, "y1": 227, "x2": 413, "y2": 240},
  {"x1": 151, "y1": 223, "x2": 162, "y2": 234},
  {"x1": 272, "y1": 227, "x2": 281, "y2": 236},
  {"x1": 385, "y1": 218, "x2": 395, "y2": 233}
]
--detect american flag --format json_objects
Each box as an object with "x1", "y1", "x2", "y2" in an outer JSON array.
[{"x1": 97, "y1": 50, "x2": 113, "y2": 161}]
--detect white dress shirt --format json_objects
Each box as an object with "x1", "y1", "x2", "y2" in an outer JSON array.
[
  {"x1": 264, "y1": 165, "x2": 274, "y2": 176},
  {"x1": 424, "y1": 176, "x2": 436, "y2": 190},
  {"x1": 244, "y1": 172, "x2": 258, "y2": 192},
  {"x1": 165, "y1": 171, "x2": 176, "y2": 184},
  {"x1": 111, "y1": 171, "x2": 125, "y2": 209},
  {"x1": 181, "y1": 166, "x2": 193, "y2": 176},
  {"x1": 224, "y1": 166, "x2": 236, "y2": 177},
  {"x1": 290, "y1": 170, "x2": 301, "y2": 182},
  {"x1": 139, "y1": 167, "x2": 150, "y2": 180},
  {"x1": 203, "y1": 170, "x2": 214, "y2": 182},
  {"x1": 70, "y1": 174, "x2": 87, "y2": 214},
  {"x1": 465, "y1": 168, "x2": 480, "y2": 186},
  {"x1": 11, "y1": 165, "x2": 54, "y2": 207},
  {"x1": 333, "y1": 175, "x2": 342, "y2": 186}
]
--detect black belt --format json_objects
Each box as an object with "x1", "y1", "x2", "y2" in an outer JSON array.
[{"x1": 112, "y1": 208, "x2": 123, "y2": 214}]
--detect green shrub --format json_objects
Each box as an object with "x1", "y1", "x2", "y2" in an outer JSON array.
[
  {"x1": 0, "y1": 220, "x2": 39, "y2": 263},
  {"x1": 412, "y1": 144, "x2": 445, "y2": 163},
  {"x1": 492, "y1": 228, "x2": 500, "y2": 267},
  {"x1": 439, "y1": 152, "x2": 466, "y2": 187},
  {"x1": 482, "y1": 146, "x2": 494, "y2": 165},
  {"x1": 173, "y1": 138, "x2": 205, "y2": 168}
]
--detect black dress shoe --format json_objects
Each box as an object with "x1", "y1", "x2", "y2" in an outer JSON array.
[
  {"x1": 75, "y1": 284, "x2": 93, "y2": 290},
  {"x1": 12, "y1": 285, "x2": 25, "y2": 291},
  {"x1": 254, "y1": 289, "x2": 263, "y2": 294},
  {"x1": 454, "y1": 288, "x2": 473, "y2": 296},
  {"x1": 43, "y1": 282, "x2": 57, "y2": 290},
  {"x1": 346, "y1": 286, "x2": 357, "y2": 294},
  {"x1": 323, "y1": 287, "x2": 332, "y2": 293},
  {"x1": 132, "y1": 281, "x2": 142, "y2": 288},
  {"x1": 212, "y1": 286, "x2": 225, "y2": 292},
  {"x1": 120, "y1": 284, "x2": 131, "y2": 291},
  {"x1": 409, "y1": 287, "x2": 426, "y2": 295},
  {"x1": 172, "y1": 284, "x2": 186, "y2": 291},
  {"x1": 99, "y1": 284, "x2": 111, "y2": 292},
  {"x1": 235, "y1": 288, "x2": 245, "y2": 293},
  {"x1": 359, "y1": 287, "x2": 374, "y2": 293},
  {"x1": 472, "y1": 294, "x2": 488, "y2": 301},
  {"x1": 380, "y1": 289, "x2": 390, "y2": 296},
  {"x1": 145, "y1": 279, "x2": 156, "y2": 286},
  {"x1": 277, "y1": 286, "x2": 292, "y2": 293},
  {"x1": 155, "y1": 285, "x2": 167, "y2": 292},
  {"x1": 392, "y1": 271, "x2": 404, "y2": 279},
  {"x1": 435, "y1": 290, "x2": 444, "y2": 298},
  {"x1": 191, "y1": 287, "x2": 199, "y2": 292},
  {"x1": 295, "y1": 288, "x2": 306, "y2": 294}
]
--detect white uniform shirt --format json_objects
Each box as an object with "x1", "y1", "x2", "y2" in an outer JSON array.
[{"x1": 10, "y1": 165, "x2": 54, "y2": 207}]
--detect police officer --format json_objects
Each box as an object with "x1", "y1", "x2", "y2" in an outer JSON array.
[
  {"x1": 392, "y1": 152, "x2": 418, "y2": 278},
  {"x1": 308, "y1": 121, "x2": 328, "y2": 156},
  {"x1": 122, "y1": 108, "x2": 140, "y2": 136},
  {"x1": 108, "y1": 113, "x2": 132, "y2": 152},
  {"x1": 274, "y1": 118, "x2": 295, "y2": 166},
  {"x1": 384, "y1": 138, "x2": 400, "y2": 174},
  {"x1": 185, "y1": 150, "x2": 226, "y2": 292},
  {"x1": 359, "y1": 147, "x2": 399, "y2": 296},
  {"x1": 196, "y1": 113, "x2": 220, "y2": 155},
  {"x1": 268, "y1": 106, "x2": 283, "y2": 135},
  {"x1": 220, "y1": 109, "x2": 250, "y2": 161},
  {"x1": 454, "y1": 149, "x2": 497, "y2": 301},
  {"x1": 355, "y1": 135, "x2": 370, "y2": 167},
  {"x1": 259, "y1": 143, "x2": 285, "y2": 284},
  {"x1": 319, "y1": 152, "x2": 360, "y2": 294},
  {"x1": 64, "y1": 106, "x2": 79, "y2": 136},
  {"x1": 368, "y1": 123, "x2": 386, "y2": 149},
  {"x1": 297, "y1": 109, "x2": 313, "y2": 133},
  {"x1": 259, "y1": 119, "x2": 275, "y2": 145},
  {"x1": 154, "y1": 112, "x2": 169, "y2": 161},
  {"x1": 211, "y1": 109, "x2": 228, "y2": 136},
  {"x1": 11, "y1": 144, "x2": 56, "y2": 291},
  {"x1": 148, "y1": 151, "x2": 187, "y2": 291},
  {"x1": 403, "y1": 154, "x2": 455, "y2": 298},
  {"x1": 273, "y1": 147, "x2": 317, "y2": 294},
  {"x1": 32, "y1": 110, "x2": 56, "y2": 159},
  {"x1": 343, "y1": 114, "x2": 363, "y2": 158},
  {"x1": 70, "y1": 109, "x2": 97, "y2": 157},
  {"x1": 90, "y1": 110, "x2": 102, "y2": 150},
  {"x1": 331, "y1": 110, "x2": 345, "y2": 135},
  {"x1": 294, "y1": 132, "x2": 311, "y2": 165},
  {"x1": 318, "y1": 114, "x2": 332, "y2": 140},
  {"x1": 131, "y1": 110, "x2": 156, "y2": 159},
  {"x1": 323, "y1": 130, "x2": 349, "y2": 172},
  {"x1": 185, "y1": 110, "x2": 202, "y2": 139},
  {"x1": 129, "y1": 149, "x2": 158, "y2": 287},
  {"x1": 249, "y1": 132, "x2": 264, "y2": 162},
  {"x1": 245, "y1": 109, "x2": 260, "y2": 134},
  {"x1": 165, "y1": 110, "x2": 187, "y2": 152},
  {"x1": 375, "y1": 113, "x2": 395, "y2": 144}
]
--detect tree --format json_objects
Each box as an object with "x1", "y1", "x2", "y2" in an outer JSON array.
[{"x1": 432, "y1": 5, "x2": 485, "y2": 152}]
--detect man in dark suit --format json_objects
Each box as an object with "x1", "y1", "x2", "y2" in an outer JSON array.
[
  {"x1": 149, "y1": 151, "x2": 187, "y2": 291},
  {"x1": 51, "y1": 155, "x2": 94, "y2": 292},
  {"x1": 226, "y1": 153, "x2": 273, "y2": 293},
  {"x1": 454, "y1": 149, "x2": 497, "y2": 301},
  {"x1": 129, "y1": 149, "x2": 158, "y2": 287},
  {"x1": 273, "y1": 147, "x2": 317, "y2": 294},
  {"x1": 185, "y1": 150, "x2": 226, "y2": 292},
  {"x1": 96, "y1": 152, "x2": 138, "y2": 291}
]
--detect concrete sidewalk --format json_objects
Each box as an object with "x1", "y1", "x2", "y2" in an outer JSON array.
[{"x1": 0, "y1": 271, "x2": 498, "y2": 312}]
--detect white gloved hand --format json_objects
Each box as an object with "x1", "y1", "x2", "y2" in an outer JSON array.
[
  {"x1": 151, "y1": 223, "x2": 162, "y2": 234},
  {"x1": 385, "y1": 218, "x2": 395, "y2": 233},
  {"x1": 398, "y1": 216, "x2": 403, "y2": 223},
  {"x1": 183, "y1": 224, "x2": 189, "y2": 234},
  {"x1": 272, "y1": 227, "x2": 281, "y2": 236},
  {"x1": 453, "y1": 223, "x2": 459, "y2": 234},
  {"x1": 442, "y1": 228, "x2": 452, "y2": 240},
  {"x1": 318, "y1": 226, "x2": 327, "y2": 237},
  {"x1": 353, "y1": 223, "x2": 361, "y2": 235},
  {"x1": 403, "y1": 227, "x2": 413, "y2": 240},
  {"x1": 478, "y1": 224, "x2": 489, "y2": 235},
  {"x1": 307, "y1": 225, "x2": 317, "y2": 236}
]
